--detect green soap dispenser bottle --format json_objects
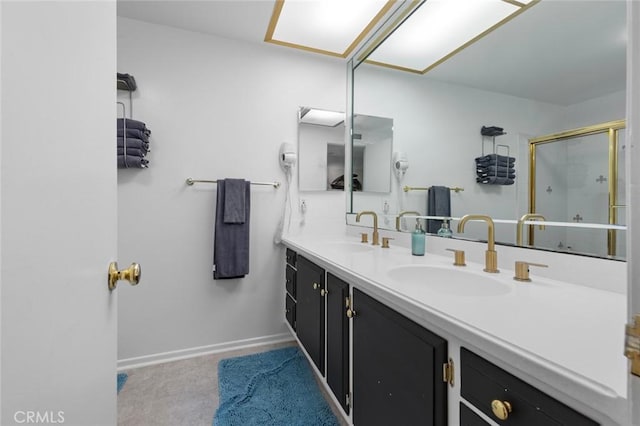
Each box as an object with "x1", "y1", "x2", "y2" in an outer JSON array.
[
  {"x1": 437, "y1": 218, "x2": 453, "y2": 238},
  {"x1": 412, "y1": 219, "x2": 425, "y2": 256}
]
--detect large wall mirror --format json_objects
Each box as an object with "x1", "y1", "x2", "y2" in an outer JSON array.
[
  {"x1": 347, "y1": 0, "x2": 627, "y2": 260},
  {"x1": 298, "y1": 107, "x2": 392, "y2": 193}
]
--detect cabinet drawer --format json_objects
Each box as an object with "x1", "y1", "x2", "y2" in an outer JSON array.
[
  {"x1": 460, "y1": 402, "x2": 490, "y2": 426},
  {"x1": 461, "y1": 348, "x2": 598, "y2": 426},
  {"x1": 286, "y1": 264, "x2": 296, "y2": 299},
  {"x1": 286, "y1": 248, "x2": 297, "y2": 268},
  {"x1": 285, "y1": 293, "x2": 296, "y2": 331}
]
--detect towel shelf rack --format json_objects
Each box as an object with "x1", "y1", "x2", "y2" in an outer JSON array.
[
  {"x1": 186, "y1": 178, "x2": 281, "y2": 188},
  {"x1": 404, "y1": 185, "x2": 464, "y2": 193}
]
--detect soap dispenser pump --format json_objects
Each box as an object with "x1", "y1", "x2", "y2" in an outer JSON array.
[
  {"x1": 437, "y1": 218, "x2": 453, "y2": 238},
  {"x1": 412, "y1": 219, "x2": 425, "y2": 256}
]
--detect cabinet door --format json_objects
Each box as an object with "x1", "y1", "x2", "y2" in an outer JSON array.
[
  {"x1": 353, "y1": 288, "x2": 447, "y2": 426},
  {"x1": 326, "y1": 273, "x2": 350, "y2": 414},
  {"x1": 296, "y1": 256, "x2": 325, "y2": 375}
]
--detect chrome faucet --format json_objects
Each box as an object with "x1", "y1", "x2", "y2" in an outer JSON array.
[
  {"x1": 516, "y1": 213, "x2": 546, "y2": 246},
  {"x1": 356, "y1": 211, "x2": 379, "y2": 245},
  {"x1": 396, "y1": 211, "x2": 420, "y2": 231},
  {"x1": 457, "y1": 214, "x2": 499, "y2": 273}
]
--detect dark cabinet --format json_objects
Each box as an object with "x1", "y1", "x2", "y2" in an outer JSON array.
[
  {"x1": 460, "y1": 402, "x2": 490, "y2": 426},
  {"x1": 352, "y1": 288, "x2": 448, "y2": 426},
  {"x1": 285, "y1": 249, "x2": 297, "y2": 330},
  {"x1": 461, "y1": 348, "x2": 598, "y2": 426},
  {"x1": 326, "y1": 273, "x2": 350, "y2": 413},
  {"x1": 296, "y1": 255, "x2": 325, "y2": 375}
]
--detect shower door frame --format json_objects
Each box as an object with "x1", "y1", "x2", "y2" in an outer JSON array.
[{"x1": 528, "y1": 119, "x2": 626, "y2": 256}]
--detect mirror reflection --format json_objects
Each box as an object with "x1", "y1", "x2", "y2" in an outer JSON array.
[
  {"x1": 298, "y1": 107, "x2": 392, "y2": 193},
  {"x1": 349, "y1": 0, "x2": 626, "y2": 259}
]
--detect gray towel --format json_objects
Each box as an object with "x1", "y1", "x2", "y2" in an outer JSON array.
[
  {"x1": 426, "y1": 186, "x2": 451, "y2": 233},
  {"x1": 117, "y1": 147, "x2": 147, "y2": 157},
  {"x1": 477, "y1": 164, "x2": 515, "y2": 174},
  {"x1": 117, "y1": 155, "x2": 148, "y2": 168},
  {"x1": 224, "y1": 179, "x2": 247, "y2": 224},
  {"x1": 117, "y1": 128, "x2": 149, "y2": 142},
  {"x1": 476, "y1": 176, "x2": 515, "y2": 185},
  {"x1": 117, "y1": 137, "x2": 149, "y2": 151},
  {"x1": 214, "y1": 180, "x2": 251, "y2": 279},
  {"x1": 117, "y1": 118, "x2": 150, "y2": 134}
]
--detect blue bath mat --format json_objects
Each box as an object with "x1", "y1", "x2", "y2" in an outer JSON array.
[
  {"x1": 214, "y1": 346, "x2": 339, "y2": 425},
  {"x1": 117, "y1": 373, "x2": 128, "y2": 393}
]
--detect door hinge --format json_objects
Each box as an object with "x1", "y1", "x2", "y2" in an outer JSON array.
[
  {"x1": 443, "y1": 358, "x2": 454, "y2": 387},
  {"x1": 625, "y1": 314, "x2": 640, "y2": 377},
  {"x1": 346, "y1": 393, "x2": 351, "y2": 407}
]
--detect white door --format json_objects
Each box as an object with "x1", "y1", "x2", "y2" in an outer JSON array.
[
  {"x1": 629, "y1": 1, "x2": 640, "y2": 425},
  {"x1": 1, "y1": 2, "x2": 118, "y2": 425}
]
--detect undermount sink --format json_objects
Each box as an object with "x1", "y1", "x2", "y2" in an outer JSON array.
[
  {"x1": 386, "y1": 265, "x2": 512, "y2": 296},
  {"x1": 320, "y1": 241, "x2": 375, "y2": 253}
]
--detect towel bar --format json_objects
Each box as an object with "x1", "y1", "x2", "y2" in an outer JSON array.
[
  {"x1": 186, "y1": 178, "x2": 280, "y2": 188},
  {"x1": 403, "y1": 186, "x2": 464, "y2": 193}
]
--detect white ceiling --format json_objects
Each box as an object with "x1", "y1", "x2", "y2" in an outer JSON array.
[{"x1": 117, "y1": 0, "x2": 627, "y2": 106}]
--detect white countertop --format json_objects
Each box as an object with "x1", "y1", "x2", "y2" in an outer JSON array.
[{"x1": 283, "y1": 230, "x2": 628, "y2": 423}]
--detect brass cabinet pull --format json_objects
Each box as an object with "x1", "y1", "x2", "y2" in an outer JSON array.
[
  {"x1": 491, "y1": 400, "x2": 512, "y2": 420},
  {"x1": 346, "y1": 308, "x2": 356, "y2": 318},
  {"x1": 320, "y1": 289, "x2": 328, "y2": 296},
  {"x1": 313, "y1": 282, "x2": 319, "y2": 290},
  {"x1": 108, "y1": 262, "x2": 141, "y2": 291}
]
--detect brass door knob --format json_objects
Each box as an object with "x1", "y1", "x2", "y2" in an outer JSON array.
[
  {"x1": 491, "y1": 400, "x2": 512, "y2": 420},
  {"x1": 108, "y1": 262, "x2": 141, "y2": 291},
  {"x1": 313, "y1": 282, "x2": 319, "y2": 290},
  {"x1": 320, "y1": 289, "x2": 328, "y2": 296},
  {"x1": 346, "y1": 308, "x2": 356, "y2": 318}
]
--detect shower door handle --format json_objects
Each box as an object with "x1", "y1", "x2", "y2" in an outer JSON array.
[{"x1": 108, "y1": 262, "x2": 141, "y2": 290}]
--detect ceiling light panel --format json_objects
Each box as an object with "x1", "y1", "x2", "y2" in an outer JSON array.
[
  {"x1": 268, "y1": 0, "x2": 391, "y2": 57},
  {"x1": 300, "y1": 109, "x2": 345, "y2": 127},
  {"x1": 368, "y1": 0, "x2": 521, "y2": 73}
]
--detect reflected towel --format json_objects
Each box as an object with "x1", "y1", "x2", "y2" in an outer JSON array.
[
  {"x1": 475, "y1": 154, "x2": 514, "y2": 163},
  {"x1": 475, "y1": 158, "x2": 514, "y2": 168},
  {"x1": 476, "y1": 165, "x2": 515, "y2": 174},
  {"x1": 477, "y1": 171, "x2": 516, "y2": 179},
  {"x1": 214, "y1": 180, "x2": 251, "y2": 279},
  {"x1": 426, "y1": 186, "x2": 451, "y2": 234},
  {"x1": 224, "y1": 179, "x2": 247, "y2": 224},
  {"x1": 476, "y1": 176, "x2": 514, "y2": 185}
]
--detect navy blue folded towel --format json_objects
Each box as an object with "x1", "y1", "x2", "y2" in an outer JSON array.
[
  {"x1": 117, "y1": 147, "x2": 147, "y2": 157},
  {"x1": 117, "y1": 128, "x2": 149, "y2": 142},
  {"x1": 477, "y1": 176, "x2": 514, "y2": 185},
  {"x1": 118, "y1": 155, "x2": 148, "y2": 169},
  {"x1": 214, "y1": 179, "x2": 251, "y2": 279},
  {"x1": 477, "y1": 165, "x2": 515, "y2": 175},
  {"x1": 475, "y1": 154, "x2": 514, "y2": 163},
  {"x1": 477, "y1": 171, "x2": 516, "y2": 179},
  {"x1": 117, "y1": 118, "x2": 150, "y2": 134},
  {"x1": 117, "y1": 137, "x2": 149, "y2": 151},
  {"x1": 476, "y1": 158, "x2": 513, "y2": 168},
  {"x1": 426, "y1": 186, "x2": 451, "y2": 234}
]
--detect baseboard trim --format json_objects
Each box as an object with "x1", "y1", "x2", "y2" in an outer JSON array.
[{"x1": 117, "y1": 332, "x2": 295, "y2": 371}]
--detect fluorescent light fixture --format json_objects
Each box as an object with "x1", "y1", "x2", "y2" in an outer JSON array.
[
  {"x1": 300, "y1": 108, "x2": 345, "y2": 127},
  {"x1": 265, "y1": 0, "x2": 393, "y2": 57},
  {"x1": 367, "y1": 0, "x2": 539, "y2": 73}
]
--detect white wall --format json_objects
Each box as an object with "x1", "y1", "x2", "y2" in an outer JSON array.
[{"x1": 116, "y1": 18, "x2": 346, "y2": 362}]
